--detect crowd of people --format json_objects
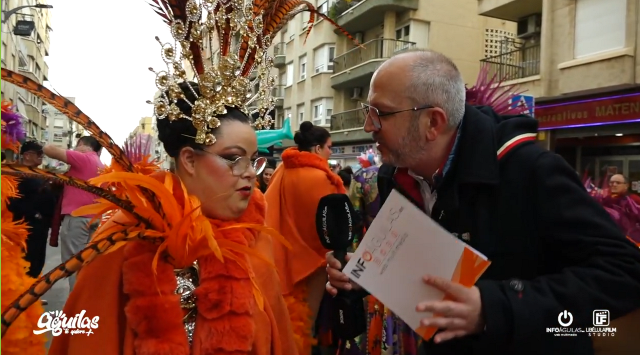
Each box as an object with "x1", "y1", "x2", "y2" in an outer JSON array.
[{"x1": 1, "y1": 1, "x2": 640, "y2": 355}]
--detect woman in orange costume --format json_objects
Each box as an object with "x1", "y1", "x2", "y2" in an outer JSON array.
[
  {"x1": 0, "y1": 0, "x2": 362, "y2": 352},
  {"x1": 1, "y1": 79, "x2": 298, "y2": 355},
  {"x1": 47, "y1": 85, "x2": 297, "y2": 355},
  {"x1": 265, "y1": 121, "x2": 346, "y2": 354}
]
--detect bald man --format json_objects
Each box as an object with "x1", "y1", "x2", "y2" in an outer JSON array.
[
  {"x1": 326, "y1": 49, "x2": 640, "y2": 355},
  {"x1": 609, "y1": 174, "x2": 640, "y2": 205}
]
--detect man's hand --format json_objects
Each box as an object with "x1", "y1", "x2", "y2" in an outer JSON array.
[
  {"x1": 325, "y1": 251, "x2": 361, "y2": 296},
  {"x1": 417, "y1": 275, "x2": 484, "y2": 344}
]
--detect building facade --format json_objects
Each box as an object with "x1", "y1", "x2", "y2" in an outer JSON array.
[
  {"x1": 41, "y1": 96, "x2": 83, "y2": 169},
  {"x1": 1, "y1": 0, "x2": 53, "y2": 145},
  {"x1": 479, "y1": 0, "x2": 640, "y2": 198},
  {"x1": 270, "y1": 0, "x2": 515, "y2": 167}
]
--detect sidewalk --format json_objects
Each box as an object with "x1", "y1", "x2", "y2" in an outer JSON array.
[{"x1": 41, "y1": 243, "x2": 70, "y2": 350}]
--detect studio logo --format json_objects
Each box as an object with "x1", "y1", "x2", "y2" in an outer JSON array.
[
  {"x1": 547, "y1": 309, "x2": 616, "y2": 337},
  {"x1": 558, "y1": 310, "x2": 573, "y2": 327},
  {"x1": 593, "y1": 310, "x2": 610, "y2": 327},
  {"x1": 33, "y1": 310, "x2": 99, "y2": 336}
]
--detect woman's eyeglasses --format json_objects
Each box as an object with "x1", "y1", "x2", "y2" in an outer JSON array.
[
  {"x1": 361, "y1": 103, "x2": 435, "y2": 130},
  {"x1": 196, "y1": 149, "x2": 267, "y2": 176}
]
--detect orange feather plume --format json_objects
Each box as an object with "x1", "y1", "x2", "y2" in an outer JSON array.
[{"x1": 1, "y1": 160, "x2": 46, "y2": 354}]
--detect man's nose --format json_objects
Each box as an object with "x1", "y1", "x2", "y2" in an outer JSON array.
[{"x1": 363, "y1": 115, "x2": 376, "y2": 133}]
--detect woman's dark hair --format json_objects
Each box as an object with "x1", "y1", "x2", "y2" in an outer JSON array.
[
  {"x1": 337, "y1": 168, "x2": 352, "y2": 188},
  {"x1": 293, "y1": 121, "x2": 331, "y2": 152},
  {"x1": 77, "y1": 136, "x2": 101, "y2": 153},
  {"x1": 157, "y1": 81, "x2": 252, "y2": 158}
]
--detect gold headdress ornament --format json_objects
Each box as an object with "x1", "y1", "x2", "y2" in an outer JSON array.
[{"x1": 147, "y1": 0, "x2": 359, "y2": 145}]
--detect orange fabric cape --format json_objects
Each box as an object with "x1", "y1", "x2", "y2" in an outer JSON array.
[
  {"x1": 264, "y1": 148, "x2": 346, "y2": 354},
  {"x1": 48, "y1": 187, "x2": 298, "y2": 355}
]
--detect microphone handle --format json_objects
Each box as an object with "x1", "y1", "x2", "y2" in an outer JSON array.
[
  {"x1": 333, "y1": 249, "x2": 348, "y2": 271},
  {"x1": 331, "y1": 246, "x2": 367, "y2": 340}
]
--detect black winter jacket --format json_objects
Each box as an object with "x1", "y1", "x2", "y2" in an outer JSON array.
[{"x1": 377, "y1": 105, "x2": 640, "y2": 355}]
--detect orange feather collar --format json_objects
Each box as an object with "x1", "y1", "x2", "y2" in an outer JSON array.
[
  {"x1": 281, "y1": 148, "x2": 346, "y2": 193},
  {"x1": 122, "y1": 190, "x2": 267, "y2": 355}
]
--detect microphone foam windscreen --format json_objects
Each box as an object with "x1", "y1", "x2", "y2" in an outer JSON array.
[{"x1": 316, "y1": 194, "x2": 356, "y2": 250}]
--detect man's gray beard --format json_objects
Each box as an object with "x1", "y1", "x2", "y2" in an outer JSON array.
[{"x1": 382, "y1": 140, "x2": 427, "y2": 168}]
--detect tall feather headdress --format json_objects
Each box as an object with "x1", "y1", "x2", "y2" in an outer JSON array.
[{"x1": 147, "y1": 0, "x2": 358, "y2": 145}]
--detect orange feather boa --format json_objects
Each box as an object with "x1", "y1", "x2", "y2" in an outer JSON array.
[
  {"x1": 121, "y1": 194, "x2": 264, "y2": 355},
  {"x1": 79, "y1": 171, "x2": 286, "y2": 355},
  {"x1": 1, "y1": 177, "x2": 47, "y2": 354}
]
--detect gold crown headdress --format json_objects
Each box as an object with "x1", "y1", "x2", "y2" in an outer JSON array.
[{"x1": 147, "y1": 0, "x2": 358, "y2": 145}]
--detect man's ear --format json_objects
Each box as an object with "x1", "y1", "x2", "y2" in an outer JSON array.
[
  {"x1": 425, "y1": 108, "x2": 449, "y2": 141},
  {"x1": 178, "y1": 147, "x2": 197, "y2": 175}
]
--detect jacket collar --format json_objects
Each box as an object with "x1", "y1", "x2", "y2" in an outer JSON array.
[{"x1": 449, "y1": 104, "x2": 501, "y2": 186}]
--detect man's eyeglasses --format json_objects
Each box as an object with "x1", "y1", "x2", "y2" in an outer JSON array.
[
  {"x1": 196, "y1": 149, "x2": 267, "y2": 176},
  {"x1": 361, "y1": 103, "x2": 435, "y2": 130},
  {"x1": 609, "y1": 180, "x2": 626, "y2": 186}
]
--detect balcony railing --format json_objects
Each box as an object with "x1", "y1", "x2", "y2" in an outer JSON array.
[
  {"x1": 271, "y1": 84, "x2": 285, "y2": 98},
  {"x1": 329, "y1": 0, "x2": 361, "y2": 20},
  {"x1": 480, "y1": 42, "x2": 541, "y2": 81},
  {"x1": 333, "y1": 38, "x2": 417, "y2": 74},
  {"x1": 330, "y1": 107, "x2": 366, "y2": 131}
]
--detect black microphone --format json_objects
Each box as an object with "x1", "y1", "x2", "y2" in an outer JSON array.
[{"x1": 316, "y1": 194, "x2": 366, "y2": 340}]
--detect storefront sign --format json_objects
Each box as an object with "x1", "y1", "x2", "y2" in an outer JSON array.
[
  {"x1": 536, "y1": 93, "x2": 640, "y2": 130},
  {"x1": 331, "y1": 144, "x2": 376, "y2": 156}
]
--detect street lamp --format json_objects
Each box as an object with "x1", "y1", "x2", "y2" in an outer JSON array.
[{"x1": 1, "y1": 4, "x2": 53, "y2": 24}]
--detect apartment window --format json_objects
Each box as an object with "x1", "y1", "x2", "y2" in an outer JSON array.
[
  {"x1": 297, "y1": 104, "x2": 305, "y2": 127},
  {"x1": 300, "y1": 11, "x2": 310, "y2": 30},
  {"x1": 396, "y1": 24, "x2": 411, "y2": 50},
  {"x1": 396, "y1": 25, "x2": 410, "y2": 41},
  {"x1": 18, "y1": 53, "x2": 28, "y2": 70},
  {"x1": 279, "y1": 70, "x2": 287, "y2": 86},
  {"x1": 299, "y1": 55, "x2": 307, "y2": 80},
  {"x1": 286, "y1": 62, "x2": 294, "y2": 86},
  {"x1": 1, "y1": 42, "x2": 6, "y2": 62},
  {"x1": 53, "y1": 118, "x2": 64, "y2": 128},
  {"x1": 574, "y1": 0, "x2": 626, "y2": 58},
  {"x1": 284, "y1": 108, "x2": 292, "y2": 121},
  {"x1": 35, "y1": 64, "x2": 42, "y2": 78},
  {"x1": 318, "y1": 1, "x2": 329, "y2": 15},
  {"x1": 312, "y1": 98, "x2": 333, "y2": 126},
  {"x1": 314, "y1": 45, "x2": 336, "y2": 73}
]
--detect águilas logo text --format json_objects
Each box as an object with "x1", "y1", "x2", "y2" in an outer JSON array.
[{"x1": 33, "y1": 310, "x2": 99, "y2": 336}]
